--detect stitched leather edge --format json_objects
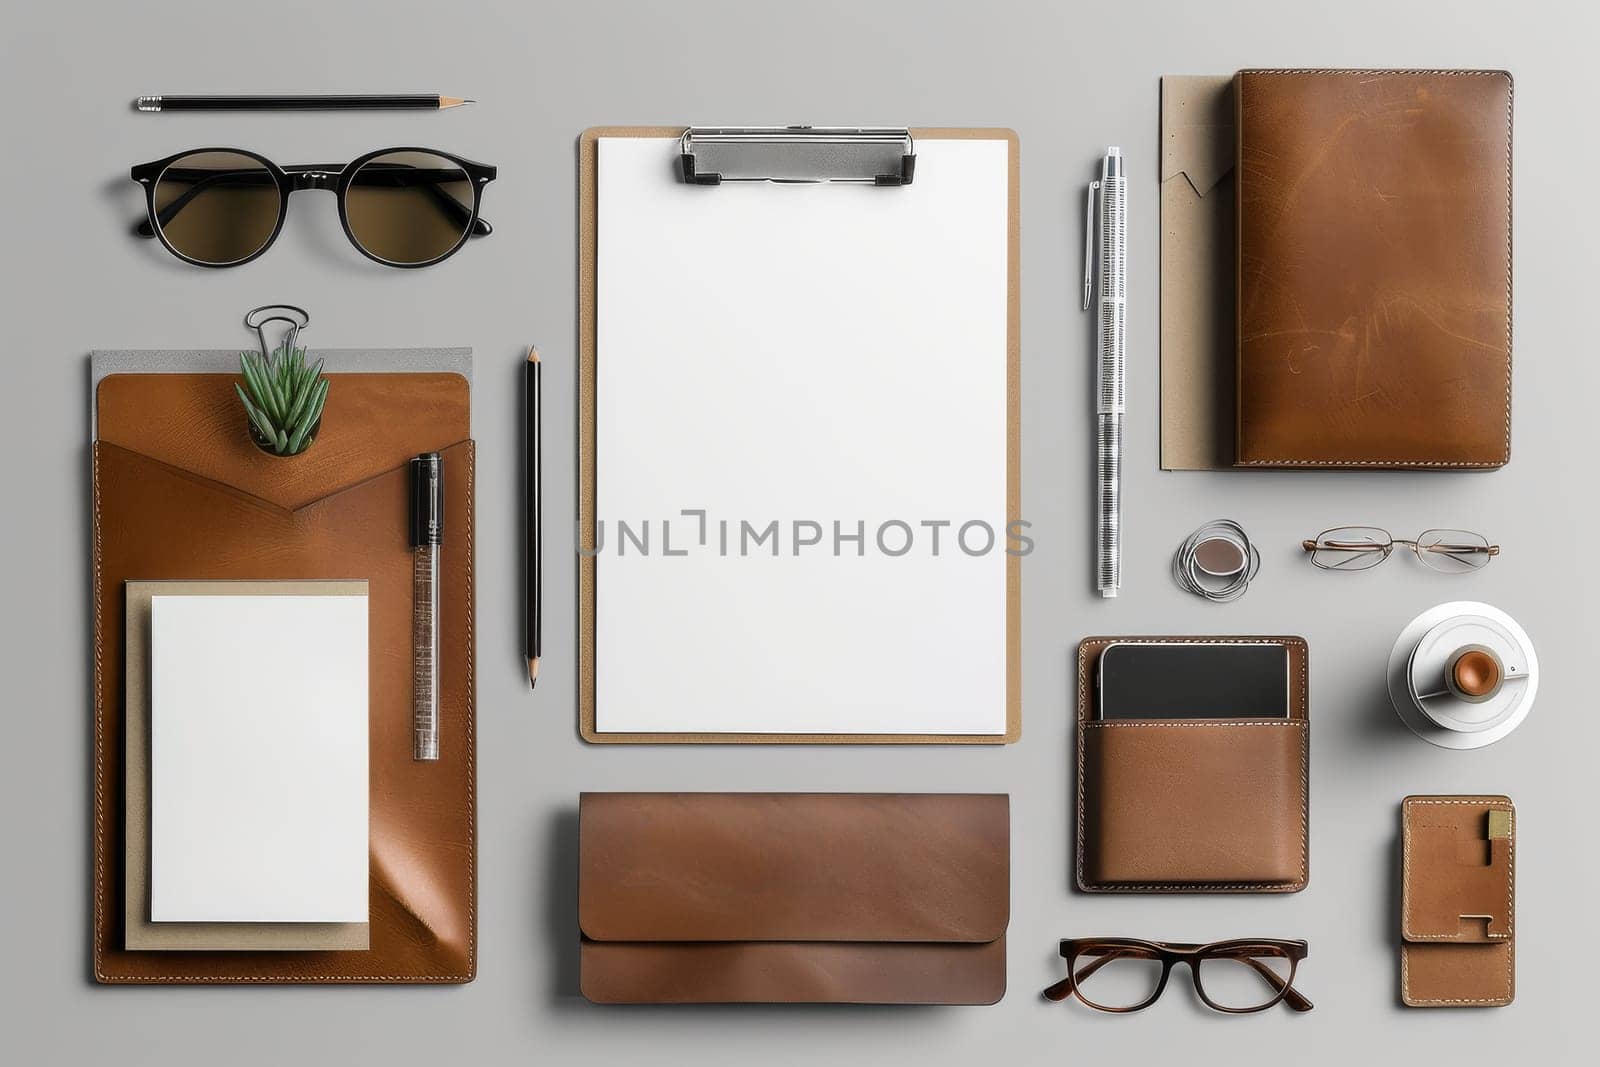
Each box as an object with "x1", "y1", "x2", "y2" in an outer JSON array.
[
  {"x1": 1074, "y1": 636, "x2": 1310, "y2": 892},
  {"x1": 1234, "y1": 69, "x2": 1513, "y2": 469},
  {"x1": 91, "y1": 440, "x2": 477, "y2": 984}
]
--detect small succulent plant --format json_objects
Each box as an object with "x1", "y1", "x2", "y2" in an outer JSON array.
[{"x1": 236, "y1": 343, "x2": 329, "y2": 456}]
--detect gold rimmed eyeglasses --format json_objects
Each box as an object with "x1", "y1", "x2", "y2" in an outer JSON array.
[{"x1": 1301, "y1": 527, "x2": 1499, "y2": 573}]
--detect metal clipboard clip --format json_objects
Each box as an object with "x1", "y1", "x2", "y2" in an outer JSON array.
[{"x1": 679, "y1": 126, "x2": 916, "y2": 186}]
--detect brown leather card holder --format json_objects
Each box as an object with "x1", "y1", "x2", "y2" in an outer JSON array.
[
  {"x1": 1075, "y1": 637, "x2": 1309, "y2": 893},
  {"x1": 1400, "y1": 795, "x2": 1515, "y2": 1007},
  {"x1": 1234, "y1": 69, "x2": 1513, "y2": 469},
  {"x1": 578, "y1": 792, "x2": 1010, "y2": 1004}
]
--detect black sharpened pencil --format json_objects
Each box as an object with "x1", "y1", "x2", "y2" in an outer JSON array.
[
  {"x1": 135, "y1": 94, "x2": 474, "y2": 113},
  {"x1": 525, "y1": 347, "x2": 542, "y2": 689}
]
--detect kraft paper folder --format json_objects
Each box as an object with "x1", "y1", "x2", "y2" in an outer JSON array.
[
  {"x1": 1161, "y1": 76, "x2": 1237, "y2": 471},
  {"x1": 91, "y1": 348, "x2": 477, "y2": 983},
  {"x1": 577, "y1": 127, "x2": 1022, "y2": 744}
]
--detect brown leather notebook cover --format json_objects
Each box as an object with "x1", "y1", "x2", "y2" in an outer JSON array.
[
  {"x1": 1400, "y1": 795, "x2": 1515, "y2": 1007},
  {"x1": 578, "y1": 793, "x2": 1009, "y2": 1004},
  {"x1": 1075, "y1": 637, "x2": 1309, "y2": 893},
  {"x1": 1235, "y1": 70, "x2": 1513, "y2": 469},
  {"x1": 93, "y1": 371, "x2": 476, "y2": 983}
]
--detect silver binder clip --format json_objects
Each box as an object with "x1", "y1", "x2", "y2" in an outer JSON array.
[
  {"x1": 244, "y1": 304, "x2": 310, "y2": 360},
  {"x1": 679, "y1": 126, "x2": 916, "y2": 186}
]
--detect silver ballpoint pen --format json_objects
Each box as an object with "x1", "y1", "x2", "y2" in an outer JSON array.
[{"x1": 1083, "y1": 147, "x2": 1126, "y2": 598}]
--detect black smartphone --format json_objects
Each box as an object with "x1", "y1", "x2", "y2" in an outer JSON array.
[{"x1": 1097, "y1": 641, "x2": 1289, "y2": 720}]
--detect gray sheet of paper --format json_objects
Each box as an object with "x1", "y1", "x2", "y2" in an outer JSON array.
[
  {"x1": 125, "y1": 580, "x2": 371, "y2": 951},
  {"x1": 1160, "y1": 76, "x2": 1237, "y2": 470}
]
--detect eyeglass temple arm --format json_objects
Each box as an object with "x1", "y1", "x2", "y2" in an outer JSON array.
[
  {"x1": 1419, "y1": 542, "x2": 1500, "y2": 557},
  {"x1": 133, "y1": 168, "x2": 492, "y2": 238},
  {"x1": 1041, "y1": 948, "x2": 1313, "y2": 1011},
  {"x1": 1304, "y1": 538, "x2": 1386, "y2": 552}
]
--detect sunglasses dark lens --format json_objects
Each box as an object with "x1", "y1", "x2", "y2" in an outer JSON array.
[
  {"x1": 344, "y1": 151, "x2": 474, "y2": 265},
  {"x1": 153, "y1": 151, "x2": 281, "y2": 265}
]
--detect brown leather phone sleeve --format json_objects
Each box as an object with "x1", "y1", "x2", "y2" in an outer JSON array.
[
  {"x1": 1235, "y1": 69, "x2": 1513, "y2": 469},
  {"x1": 1075, "y1": 637, "x2": 1309, "y2": 893},
  {"x1": 1400, "y1": 795, "x2": 1515, "y2": 1007},
  {"x1": 93, "y1": 372, "x2": 476, "y2": 983},
  {"x1": 578, "y1": 793, "x2": 1010, "y2": 1004}
]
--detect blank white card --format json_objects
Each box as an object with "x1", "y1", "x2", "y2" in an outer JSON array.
[
  {"x1": 596, "y1": 136, "x2": 1010, "y2": 734},
  {"x1": 150, "y1": 595, "x2": 368, "y2": 922}
]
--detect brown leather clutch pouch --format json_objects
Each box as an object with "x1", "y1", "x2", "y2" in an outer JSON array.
[
  {"x1": 1075, "y1": 637, "x2": 1309, "y2": 893},
  {"x1": 93, "y1": 371, "x2": 476, "y2": 983},
  {"x1": 1400, "y1": 795, "x2": 1515, "y2": 1007},
  {"x1": 1235, "y1": 69, "x2": 1513, "y2": 469},
  {"x1": 578, "y1": 793, "x2": 1010, "y2": 1004}
]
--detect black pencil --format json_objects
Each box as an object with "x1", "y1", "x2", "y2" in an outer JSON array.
[
  {"x1": 136, "y1": 94, "x2": 473, "y2": 112},
  {"x1": 525, "y1": 348, "x2": 542, "y2": 689}
]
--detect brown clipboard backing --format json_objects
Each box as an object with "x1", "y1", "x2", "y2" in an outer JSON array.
[{"x1": 577, "y1": 127, "x2": 1021, "y2": 744}]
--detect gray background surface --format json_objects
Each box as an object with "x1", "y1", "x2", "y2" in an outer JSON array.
[{"x1": 4, "y1": 0, "x2": 1595, "y2": 1062}]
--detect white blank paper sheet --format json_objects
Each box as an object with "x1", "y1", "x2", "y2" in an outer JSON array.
[
  {"x1": 596, "y1": 136, "x2": 1010, "y2": 735},
  {"x1": 150, "y1": 595, "x2": 369, "y2": 922}
]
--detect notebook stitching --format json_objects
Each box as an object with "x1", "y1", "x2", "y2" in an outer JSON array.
[
  {"x1": 1235, "y1": 70, "x2": 1513, "y2": 468},
  {"x1": 94, "y1": 442, "x2": 475, "y2": 983},
  {"x1": 1076, "y1": 637, "x2": 1309, "y2": 892}
]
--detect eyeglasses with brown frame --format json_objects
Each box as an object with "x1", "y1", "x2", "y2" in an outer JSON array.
[
  {"x1": 1042, "y1": 938, "x2": 1314, "y2": 1014},
  {"x1": 1301, "y1": 527, "x2": 1500, "y2": 574}
]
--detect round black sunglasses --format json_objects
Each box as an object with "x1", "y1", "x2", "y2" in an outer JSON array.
[{"x1": 130, "y1": 146, "x2": 497, "y2": 268}]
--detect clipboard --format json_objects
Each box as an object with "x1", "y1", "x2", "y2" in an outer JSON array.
[{"x1": 578, "y1": 126, "x2": 1021, "y2": 744}]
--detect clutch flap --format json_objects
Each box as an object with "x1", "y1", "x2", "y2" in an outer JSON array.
[
  {"x1": 1402, "y1": 796, "x2": 1514, "y2": 944},
  {"x1": 97, "y1": 372, "x2": 469, "y2": 511},
  {"x1": 578, "y1": 793, "x2": 1009, "y2": 944}
]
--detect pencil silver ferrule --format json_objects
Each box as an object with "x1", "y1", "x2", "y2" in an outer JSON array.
[{"x1": 136, "y1": 96, "x2": 162, "y2": 112}]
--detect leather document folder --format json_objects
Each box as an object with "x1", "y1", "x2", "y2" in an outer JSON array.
[
  {"x1": 578, "y1": 793, "x2": 1010, "y2": 1004},
  {"x1": 1400, "y1": 795, "x2": 1515, "y2": 1007},
  {"x1": 92, "y1": 362, "x2": 476, "y2": 983},
  {"x1": 1076, "y1": 637, "x2": 1309, "y2": 893},
  {"x1": 1236, "y1": 69, "x2": 1513, "y2": 468}
]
